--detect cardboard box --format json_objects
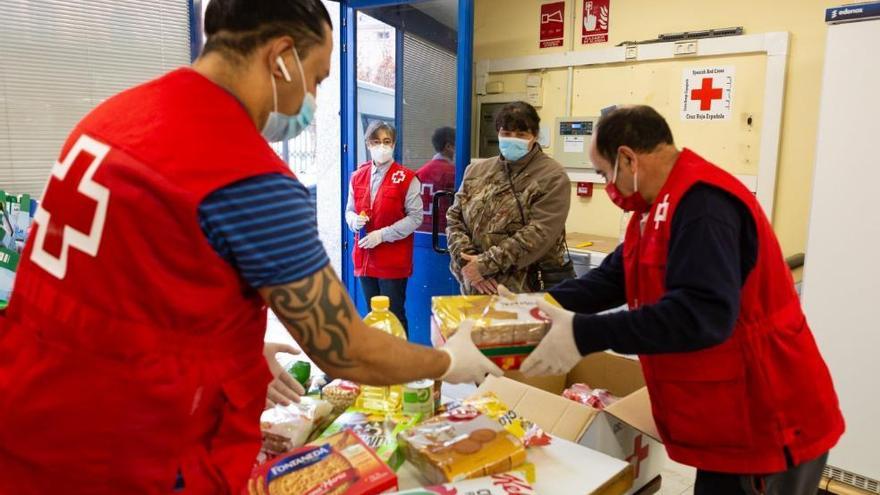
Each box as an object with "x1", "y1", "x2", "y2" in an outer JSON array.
[{"x1": 476, "y1": 352, "x2": 665, "y2": 495}]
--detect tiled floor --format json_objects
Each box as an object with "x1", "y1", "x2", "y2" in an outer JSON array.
[{"x1": 658, "y1": 460, "x2": 697, "y2": 494}]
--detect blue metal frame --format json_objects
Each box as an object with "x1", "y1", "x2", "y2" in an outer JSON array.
[
  {"x1": 455, "y1": 0, "x2": 474, "y2": 186},
  {"x1": 340, "y1": 3, "x2": 358, "y2": 301},
  {"x1": 340, "y1": 0, "x2": 474, "y2": 320},
  {"x1": 188, "y1": 0, "x2": 203, "y2": 62},
  {"x1": 393, "y1": 29, "x2": 405, "y2": 163}
]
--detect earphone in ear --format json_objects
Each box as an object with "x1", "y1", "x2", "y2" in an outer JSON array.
[{"x1": 275, "y1": 55, "x2": 293, "y2": 82}]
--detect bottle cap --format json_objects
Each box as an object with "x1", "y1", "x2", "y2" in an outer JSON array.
[{"x1": 371, "y1": 295, "x2": 390, "y2": 311}]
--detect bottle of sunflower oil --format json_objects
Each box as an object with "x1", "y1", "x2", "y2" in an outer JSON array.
[{"x1": 356, "y1": 296, "x2": 406, "y2": 412}]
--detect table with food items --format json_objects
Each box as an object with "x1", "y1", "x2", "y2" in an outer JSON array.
[{"x1": 249, "y1": 293, "x2": 636, "y2": 495}]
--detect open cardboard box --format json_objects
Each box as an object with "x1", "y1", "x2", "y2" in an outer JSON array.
[{"x1": 476, "y1": 352, "x2": 665, "y2": 494}]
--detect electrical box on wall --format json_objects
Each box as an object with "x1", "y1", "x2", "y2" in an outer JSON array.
[{"x1": 552, "y1": 116, "x2": 598, "y2": 170}]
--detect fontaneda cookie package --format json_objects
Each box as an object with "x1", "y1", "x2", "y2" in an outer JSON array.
[
  {"x1": 248, "y1": 430, "x2": 397, "y2": 495},
  {"x1": 430, "y1": 293, "x2": 558, "y2": 370}
]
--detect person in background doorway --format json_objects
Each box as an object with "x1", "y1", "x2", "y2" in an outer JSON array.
[
  {"x1": 416, "y1": 126, "x2": 456, "y2": 233},
  {"x1": 0, "y1": 2, "x2": 499, "y2": 492},
  {"x1": 446, "y1": 101, "x2": 574, "y2": 295},
  {"x1": 345, "y1": 121, "x2": 422, "y2": 331},
  {"x1": 524, "y1": 105, "x2": 844, "y2": 495}
]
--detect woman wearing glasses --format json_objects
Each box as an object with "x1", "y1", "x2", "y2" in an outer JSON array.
[{"x1": 345, "y1": 121, "x2": 423, "y2": 332}]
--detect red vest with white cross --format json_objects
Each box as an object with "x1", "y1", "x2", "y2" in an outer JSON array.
[
  {"x1": 624, "y1": 148, "x2": 844, "y2": 473},
  {"x1": 416, "y1": 158, "x2": 455, "y2": 233},
  {"x1": 0, "y1": 68, "x2": 292, "y2": 493},
  {"x1": 351, "y1": 161, "x2": 416, "y2": 279}
]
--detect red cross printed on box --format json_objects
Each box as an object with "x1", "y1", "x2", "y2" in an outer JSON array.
[
  {"x1": 690, "y1": 77, "x2": 723, "y2": 111},
  {"x1": 625, "y1": 434, "x2": 650, "y2": 478},
  {"x1": 30, "y1": 134, "x2": 111, "y2": 280}
]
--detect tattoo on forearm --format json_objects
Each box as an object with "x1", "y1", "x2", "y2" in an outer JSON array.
[{"x1": 268, "y1": 267, "x2": 355, "y2": 369}]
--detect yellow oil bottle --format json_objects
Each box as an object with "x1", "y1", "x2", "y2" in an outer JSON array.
[{"x1": 356, "y1": 296, "x2": 406, "y2": 412}]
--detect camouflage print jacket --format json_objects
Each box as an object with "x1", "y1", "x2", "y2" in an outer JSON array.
[{"x1": 446, "y1": 145, "x2": 571, "y2": 294}]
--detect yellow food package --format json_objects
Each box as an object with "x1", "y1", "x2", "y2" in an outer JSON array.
[
  {"x1": 398, "y1": 405, "x2": 527, "y2": 485},
  {"x1": 462, "y1": 392, "x2": 551, "y2": 448},
  {"x1": 430, "y1": 293, "x2": 559, "y2": 370}
]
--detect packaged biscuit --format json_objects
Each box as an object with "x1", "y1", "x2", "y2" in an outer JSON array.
[
  {"x1": 322, "y1": 379, "x2": 362, "y2": 413},
  {"x1": 391, "y1": 471, "x2": 535, "y2": 495},
  {"x1": 248, "y1": 430, "x2": 398, "y2": 495},
  {"x1": 430, "y1": 293, "x2": 558, "y2": 370},
  {"x1": 260, "y1": 397, "x2": 334, "y2": 454},
  {"x1": 398, "y1": 405, "x2": 527, "y2": 485},
  {"x1": 460, "y1": 393, "x2": 550, "y2": 448},
  {"x1": 319, "y1": 408, "x2": 421, "y2": 471}
]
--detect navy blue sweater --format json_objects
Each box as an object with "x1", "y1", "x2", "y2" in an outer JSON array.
[{"x1": 549, "y1": 184, "x2": 758, "y2": 355}]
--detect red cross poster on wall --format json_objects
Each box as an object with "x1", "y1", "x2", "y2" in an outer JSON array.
[
  {"x1": 540, "y1": 2, "x2": 565, "y2": 48},
  {"x1": 681, "y1": 66, "x2": 735, "y2": 121},
  {"x1": 581, "y1": 0, "x2": 610, "y2": 45}
]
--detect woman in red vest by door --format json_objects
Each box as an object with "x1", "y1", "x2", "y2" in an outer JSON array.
[
  {"x1": 345, "y1": 122, "x2": 423, "y2": 331},
  {"x1": 523, "y1": 106, "x2": 844, "y2": 495}
]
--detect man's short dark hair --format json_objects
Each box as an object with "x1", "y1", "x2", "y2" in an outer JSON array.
[
  {"x1": 595, "y1": 105, "x2": 674, "y2": 164},
  {"x1": 431, "y1": 127, "x2": 456, "y2": 153},
  {"x1": 203, "y1": 0, "x2": 332, "y2": 60},
  {"x1": 494, "y1": 101, "x2": 541, "y2": 136}
]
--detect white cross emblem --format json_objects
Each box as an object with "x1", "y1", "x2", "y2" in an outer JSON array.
[
  {"x1": 30, "y1": 134, "x2": 111, "y2": 280},
  {"x1": 391, "y1": 170, "x2": 406, "y2": 184},
  {"x1": 653, "y1": 193, "x2": 670, "y2": 230}
]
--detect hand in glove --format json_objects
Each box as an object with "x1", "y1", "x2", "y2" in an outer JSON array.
[
  {"x1": 358, "y1": 229, "x2": 385, "y2": 249},
  {"x1": 440, "y1": 320, "x2": 504, "y2": 384},
  {"x1": 353, "y1": 214, "x2": 369, "y2": 230},
  {"x1": 520, "y1": 300, "x2": 583, "y2": 377}
]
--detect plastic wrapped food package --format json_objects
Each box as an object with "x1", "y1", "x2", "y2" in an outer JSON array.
[
  {"x1": 259, "y1": 397, "x2": 333, "y2": 454},
  {"x1": 461, "y1": 392, "x2": 551, "y2": 448},
  {"x1": 431, "y1": 293, "x2": 560, "y2": 370},
  {"x1": 562, "y1": 383, "x2": 618, "y2": 410},
  {"x1": 322, "y1": 379, "x2": 361, "y2": 413},
  {"x1": 319, "y1": 408, "x2": 422, "y2": 471},
  {"x1": 398, "y1": 405, "x2": 527, "y2": 485}
]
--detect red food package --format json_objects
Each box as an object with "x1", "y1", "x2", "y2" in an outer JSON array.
[{"x1": 562, "y1": 384, "x2": 617, "y2": 410}]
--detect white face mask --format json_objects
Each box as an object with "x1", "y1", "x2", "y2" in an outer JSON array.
[{"x1": 369, "y1": 145, "x2": 394, "y2": 165}]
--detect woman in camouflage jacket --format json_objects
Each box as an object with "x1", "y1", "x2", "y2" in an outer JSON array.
[{"x1": 447, "y1": 102, "x2": 574, "y2": 295}]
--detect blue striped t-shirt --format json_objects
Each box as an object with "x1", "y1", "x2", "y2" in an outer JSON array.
[{"x1": 198, "y1": 173, "x2": 329, "y2": 289}]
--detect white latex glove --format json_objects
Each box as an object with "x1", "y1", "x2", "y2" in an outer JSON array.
[
  {"x1": 358, "y1": 229, "x2": 385, "y2": 249},
  {"x1": 496, "y1": 284, "x2": 516, "y2": 300},
  {"x1": 263, "y1": 342, "x2": 306, "y2": 408},
  {"x1": 352, "y1": 214, "x2": 369, "y2": 230},
  {"x1": 440, "y1": 320, "x2": 504, "y2": 384},
  {"x1": 520, "y1": 300, "x2": 583, "y2": 377}
]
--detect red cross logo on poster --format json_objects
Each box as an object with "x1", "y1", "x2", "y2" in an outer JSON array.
[
  {"x1": 681, "y1": 66, "x2": 735, "y2": 121},
  {"x1": 539, "y1": 2, "x2": 566, "y2": 48},
  {"x1": 30, "y1": 134, "x2": 111, "y2": 280},
  {"x1": 581, "y1": 0, "x2": 610, "y2": 45}
]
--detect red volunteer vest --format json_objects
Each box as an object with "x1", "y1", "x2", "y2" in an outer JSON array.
[
  {"x1": 624, "y1": 149, "x2": 844, "y2": 473},
  {"x1": 0, "y1": 69, "x2": 292, "y2": 493},
  {"x1": 351, "y1": 161, "x2": 416, "y2": 279},
  {"x1": 415, "y1": 158, "x2": 455, "y2": 233}
]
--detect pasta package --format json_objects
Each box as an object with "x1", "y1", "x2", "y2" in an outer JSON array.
[
  {"x1": 398, "y1": 405, "x2": 527, "y2": 485},
  {"x1": 430, "y1": 293, "x2": 559, "y2": 370},
  {"x1": 248, "y1": 430, "x2": 398, "y2": 495}
]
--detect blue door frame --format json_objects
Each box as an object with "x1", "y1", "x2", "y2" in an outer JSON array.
[{"x1": 339, "y1": 0, "x2": 474, "y2": 344}]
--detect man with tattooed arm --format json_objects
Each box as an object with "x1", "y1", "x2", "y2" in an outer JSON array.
[{"x1": 0, "y1": 1, "x2": 499, "y2": 493}]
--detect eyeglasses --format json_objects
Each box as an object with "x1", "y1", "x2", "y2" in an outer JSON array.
[{"x1": 368, "y1": 139, "x2": 394, "y2": 146}]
